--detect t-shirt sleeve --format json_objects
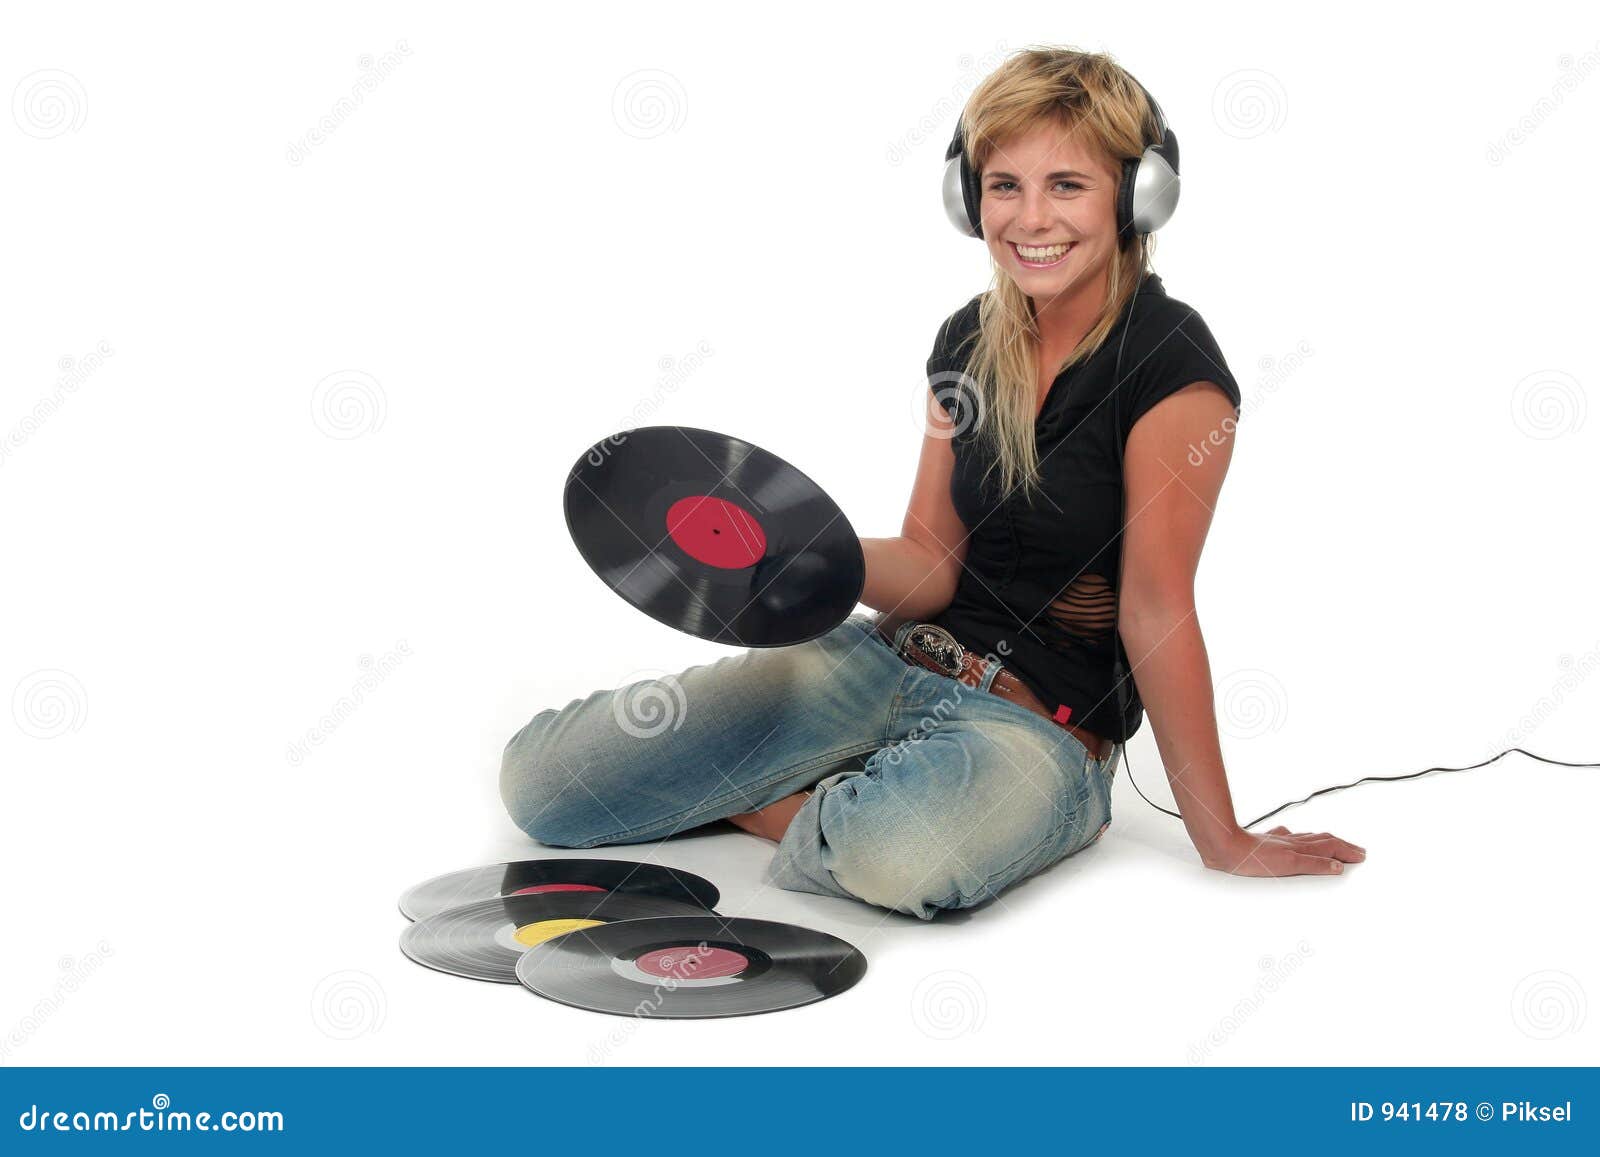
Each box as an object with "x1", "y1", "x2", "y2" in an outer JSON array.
[
  {"x1": 926, "y1": 296, "x2": 982, "y2": 424},
  {"x1": 925, "y1": 313, "x2": 955, "y2": 411},
  {"x1": 1115, "y1": 306, "x2": 1242, "y2": 445}
]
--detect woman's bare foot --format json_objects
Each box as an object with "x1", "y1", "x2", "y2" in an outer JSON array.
[{"x1": 728, "y1": 789, "x2": 812, "y2": 842}]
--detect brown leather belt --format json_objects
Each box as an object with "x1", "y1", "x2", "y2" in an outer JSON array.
[{"x1": 872, "y1": 613, "x2": 1113, "y2": 762}]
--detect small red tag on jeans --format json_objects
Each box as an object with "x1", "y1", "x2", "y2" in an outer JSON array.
[{"x1": 1053, "y1": 705, "x2": 1073, "y2": 725}]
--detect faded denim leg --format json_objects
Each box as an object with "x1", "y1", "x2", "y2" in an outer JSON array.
[
  {"x1": 498, "y1": 614, "x2": 912, "y2": 848},
  {"x1": 768, "y1": 658, "x2": 1115, "y2": 920}
]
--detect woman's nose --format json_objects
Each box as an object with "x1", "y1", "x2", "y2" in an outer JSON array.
[{"x1": 1018, "y1": 186, "x2": 1054, "y2": 231}]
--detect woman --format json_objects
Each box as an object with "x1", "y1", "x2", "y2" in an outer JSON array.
[{"x1": 500, "y1": 47, "x2": 1364, "y2": 920}]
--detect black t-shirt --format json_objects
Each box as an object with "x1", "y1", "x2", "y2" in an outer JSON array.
[{"x1": 925, "y1": 272, "x2": 1242, "y2": 743}]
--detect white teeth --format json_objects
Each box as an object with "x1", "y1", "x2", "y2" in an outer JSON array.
[{"x1": 1015, "y1": 243, "x2": 1071, "y2": 261}]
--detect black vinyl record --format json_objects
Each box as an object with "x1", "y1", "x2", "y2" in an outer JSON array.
[
  {"x1": 564, "y1": 426, "x2": 865, "y2": 647},
  {"x1": 398, "y1": 858, "x2": 721, "y2": 922},
  {"x1": 515, "y1": 915, "x2": 867, "y2": 1018},
  {"x1": 400, "y1": 892, "x2": 716, "y2": 984}
]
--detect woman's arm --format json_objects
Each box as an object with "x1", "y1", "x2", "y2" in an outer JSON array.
[
  {"x1": 1117, "y1": 381, "x2": 1364, "y2": 876},
  {"x1": 859, "y1": 391, "x2": 971, "y2": 619},
  {"x1": 860, "y1": 537, "x2": 961, "y2": 619}
]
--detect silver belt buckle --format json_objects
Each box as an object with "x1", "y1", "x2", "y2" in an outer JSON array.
[{"x1": 904, "y1": 623, "x2": 966, "y2": 679}]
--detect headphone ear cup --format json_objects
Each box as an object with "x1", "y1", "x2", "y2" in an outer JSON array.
[
  {"x1": 960, "y1": 149, "x2": 984, "y2": 239},
  {"x1": 1121, "y1": 131, "x2": 1181, "y2": 238},
  {"x1": 941, "y1": 152, "x2": 980, "y2": 238},
  {"x1": 942, "y1": 125, "x2": 983, "y2": 238},
  {"x1": 1128, "y1": 143, "x2": 1180, "y2": 235}
]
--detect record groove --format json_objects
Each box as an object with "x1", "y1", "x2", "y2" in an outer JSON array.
[
  {"x1": 398, "y1": 858, "x2": 721, "y2": 922},
  {"x1": 400, "y1": 892, "x2": 717, "y2": 984},
  {"x1": 515, "y1": 915, "x2": 867, "y2": 1017}
]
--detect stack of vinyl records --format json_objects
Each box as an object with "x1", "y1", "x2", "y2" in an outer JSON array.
[{"x1": 398, "y1": 858, "x2": 867, "y2": 1018}]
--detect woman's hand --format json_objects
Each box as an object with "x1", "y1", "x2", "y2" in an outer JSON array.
[{"x1": 1199, "y1": 825, "x2": 1366, "y2": 877}]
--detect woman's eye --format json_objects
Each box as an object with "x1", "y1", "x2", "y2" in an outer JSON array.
[{"x1": 987, "y1": 180, "x2": 1082, "y2": 193}]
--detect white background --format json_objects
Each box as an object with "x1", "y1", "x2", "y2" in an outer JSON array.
[{"x1": 3, "y1": 1, "x2": 1597, "y2": 1067}]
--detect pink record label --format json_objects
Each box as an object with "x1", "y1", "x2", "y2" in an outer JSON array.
[
  {"x1": 634, "y1": 944, "x2": 749, "y2": 981},
  {"x1": 511, "y1": 883, "x2": 608, "y2": 895}
]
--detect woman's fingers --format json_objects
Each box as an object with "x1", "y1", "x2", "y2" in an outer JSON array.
[
  {"x1": 1290, "y1": 852, "x2": 1345, "y2": 875},
  {"x1": 1294, "y1": 834, "x2": 1366, "y2": 860},
  {"x1": 1224, "y1": 828, "x2": 1367, "y2": 875},
  {"x1": 1270, "y1": 829, "x2": 1367, "y2": 861}
]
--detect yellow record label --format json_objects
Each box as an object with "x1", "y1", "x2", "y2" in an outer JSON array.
[{"x1": 513, "y1": 918, "x2": 605, "y2": 948}]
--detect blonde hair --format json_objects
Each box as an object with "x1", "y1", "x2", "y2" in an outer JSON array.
[{"x1": 950, "y1": 46, "x2": 1164, "y2": 505}]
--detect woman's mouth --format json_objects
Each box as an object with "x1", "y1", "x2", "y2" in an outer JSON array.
[{"x1": 1008, "y1": 241, "x2": 1074, "y2": 269}]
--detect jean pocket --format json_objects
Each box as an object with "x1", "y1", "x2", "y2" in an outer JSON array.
[{"x1": 1093, "y1": 742, "x2": 1121, "y2": 785}]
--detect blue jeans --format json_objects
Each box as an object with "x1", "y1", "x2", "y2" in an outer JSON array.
[{"x1": 498, "y1": 612, "x2": 1118, "y2": 920}]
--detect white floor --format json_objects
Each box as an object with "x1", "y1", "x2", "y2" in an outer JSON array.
[{"x1": 9, "y1": 736, "x2": 1593, "y2": 1068}]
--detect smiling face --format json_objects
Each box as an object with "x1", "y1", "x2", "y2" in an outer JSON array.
[{"x1": 978, "y1": 119, "x2": 1124, "y2": 327}]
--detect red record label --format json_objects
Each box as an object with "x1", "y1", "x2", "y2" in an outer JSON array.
[{"x1": 665, "y1": 495, "x2": 767, "y2": 568}]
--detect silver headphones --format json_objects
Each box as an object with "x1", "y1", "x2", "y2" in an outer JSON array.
[{"x1": 941, "y1": 70, "x2": 1180, "y2": 242}]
